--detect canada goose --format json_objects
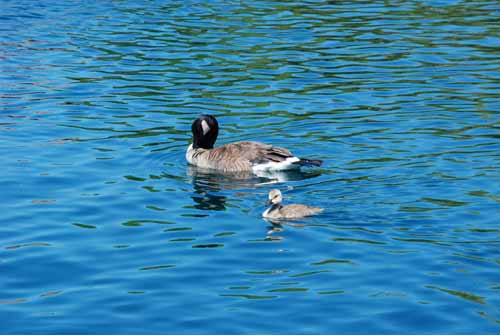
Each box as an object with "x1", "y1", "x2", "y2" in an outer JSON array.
[
  {"x1": 186, "y1": 115, "x2": 322, "y2": 172},
  {"x1": 263, "y1": 189, "x2": 323, "y2": 219}
]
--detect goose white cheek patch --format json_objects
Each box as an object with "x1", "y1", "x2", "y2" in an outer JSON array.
[{"x1": 201, "y1": 120, "x2": 211, "y2": 135}]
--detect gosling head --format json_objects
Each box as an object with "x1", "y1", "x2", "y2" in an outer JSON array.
[{"x1": 267, "y1": 189, "x2": 283, "y2": 206}]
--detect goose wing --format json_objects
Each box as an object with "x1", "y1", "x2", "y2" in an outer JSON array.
[{"x1": 208, "y1": 141, "x2": 294, "y2": 171}]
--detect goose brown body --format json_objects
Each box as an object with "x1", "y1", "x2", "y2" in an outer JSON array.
[{"x1": 187, "y1": 141, "x2": 297, "y2": 172}]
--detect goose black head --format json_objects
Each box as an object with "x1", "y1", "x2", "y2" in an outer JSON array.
[{"x1": 191, "y1": 114, "x2": 219, "y2": 149}]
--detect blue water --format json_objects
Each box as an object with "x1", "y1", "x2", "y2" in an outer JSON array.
[{"x1": 1, "y1": 0, "x2": 499, "y2": 333}]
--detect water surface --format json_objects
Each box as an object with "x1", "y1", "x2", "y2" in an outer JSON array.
[{"x1": 1, "y1": 0, "x2": 499, "y2": 334}]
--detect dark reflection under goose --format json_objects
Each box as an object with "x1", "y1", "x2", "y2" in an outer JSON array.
[{"x1": 187, "y1": 165, "x2": 322, "y2": 211}]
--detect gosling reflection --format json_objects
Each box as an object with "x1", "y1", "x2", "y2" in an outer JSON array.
[{"x1": 264, "y1": 219, "x2": 306, "y2": 240}]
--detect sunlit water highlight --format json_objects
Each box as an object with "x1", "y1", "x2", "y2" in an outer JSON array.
[{"x1": 1, "y1": 0, "x2": 499, "y2": 334}]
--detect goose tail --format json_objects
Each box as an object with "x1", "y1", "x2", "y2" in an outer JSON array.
[{"x1": 294, "y1": 158, "x2": 323, "y2": 167}]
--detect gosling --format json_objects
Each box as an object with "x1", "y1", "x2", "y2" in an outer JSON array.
[{"x1": 263, "y1": 189, "x2": 323, "y2": 220}]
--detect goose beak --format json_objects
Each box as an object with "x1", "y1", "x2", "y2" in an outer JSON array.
[{"x1": 265, "y1": 200, "x2": 272, "y2": 206}]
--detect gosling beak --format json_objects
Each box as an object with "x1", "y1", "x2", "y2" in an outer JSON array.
[{"x1": 265, "y1": 200, "x2": 272, "y2": 206}]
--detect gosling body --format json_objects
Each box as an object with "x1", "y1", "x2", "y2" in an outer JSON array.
[{"x1": 263, "y1": 189, "x2": 323, "y2": 219}]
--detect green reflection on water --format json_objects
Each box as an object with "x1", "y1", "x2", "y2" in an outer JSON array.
[
  {"x1": 426, "y1": 285, "x2": 485, "y2": 305},
  {"x1": 333, "y1": 237, "x2": 386, "y2": 245},
  {"x1": 220, "y1": 294, "x2": 277, "y2": 300},
  {"x1": 268, "y1": 288, "x2": 309, "y2": 293}
]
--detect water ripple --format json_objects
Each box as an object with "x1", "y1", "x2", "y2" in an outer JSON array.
[{"x1": 1, "y1": 0, "x2": 499, "y2": 334}]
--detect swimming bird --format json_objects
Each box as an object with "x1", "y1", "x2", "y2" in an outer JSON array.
[
  {"x1": 262, "y1": 189, "x2": 323, "y2": 220},
  {"x1": 186, "y1": 115, "x2": 322, "y2": 173}
]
